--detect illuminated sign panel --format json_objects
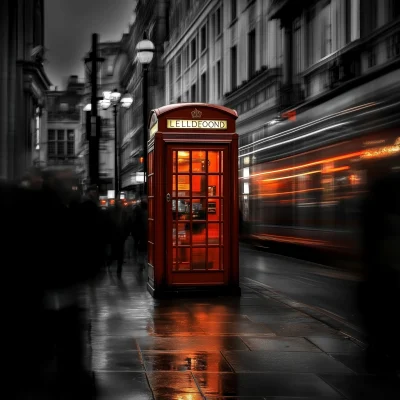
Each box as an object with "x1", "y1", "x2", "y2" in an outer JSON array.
[{"x1": 167, "y1": 119, "x2": 228, "y2": 129}]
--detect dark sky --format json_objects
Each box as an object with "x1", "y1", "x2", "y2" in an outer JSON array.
[{"x1": 44, "y1": 0, "x2": 135, "y2": 90}]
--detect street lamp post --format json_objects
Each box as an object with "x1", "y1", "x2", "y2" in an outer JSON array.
[
  {"x1": 136, "y1": 33, "x2": 155, "y2": 195},
  {"x1": 84, "y1": 33, "x2": 104, "y2": 188},
  {"x1": 101, "y1": 89, "x2": 133, "y2": 198}
]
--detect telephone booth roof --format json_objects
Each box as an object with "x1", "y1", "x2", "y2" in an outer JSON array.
[{"x1": 150, "y1": 103, "x2": 238, "y2": 120}]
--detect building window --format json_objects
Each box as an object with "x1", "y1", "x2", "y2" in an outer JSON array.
[
  {"x1": 216, "y1": 8, "x2": 221, "y2": 36},
  {"x1": 231, "y1": 45, "x2": 237, "y2": 90},
  {"x1": 191, "y1": 83, "x2": 196, "y2": 102},
  {"x1": 169, "y1": 63, "x2": 174, "y2": 102},
  {"x1": 321, "y1": 1, "x2": 332, "y2": 58},
  {"x1": 248, "y1": 29, "x2": 256, "y2": 80},
  {"x1": 59, "y1": 102, "x2": 69, "y2": 112},
  {"x1": 185, "y1": 45, "x2": 190, "y2": 69},
  {"x1": 176, "y1": 54, "x2": 182, "y2": 77},
  {"x1": 307, "y1": 7, "x2": 316, "y2": 66},
  {"x1": 216, "y1": 60, "x2": 221, "y2": 99},
  {"x1": 201, "y1": 72, "x2": 207, "y2": 102},
  {"x1": 360, "y1": 0, "x2": 377, "y2": 37},
  {"x1": 231, "y1": 0, "x2": 237, "y2": 21},
  {"x1": 200, "y1": 24, "x2": 207, "y2": 52},
  {"x1": 293, "y1": 18, "x2": 302, "y2": 77},
  {"x1": 389, "y1": 0, "x2": 400, "y2": 20},
  {"x1": 367, "y1": 47, "x2": 376, "y2": 68},
  {"x1": 345, "y1": 0, "x2": 351, "y2": 44},
  {"x1": 48, "y1": 129, "x2": 74, "y2": 160},
  {"x1": 191, "y1": 37, "x2": 197, "y2": 63}
]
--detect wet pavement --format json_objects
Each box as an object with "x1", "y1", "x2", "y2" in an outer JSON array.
[{"x1": 77, "y1": 254, "x2": 400, "y2": 400}]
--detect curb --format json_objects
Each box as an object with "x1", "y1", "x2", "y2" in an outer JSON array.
[{"x1": 241, "y1": 277, "x2": 368, "y2": 347}]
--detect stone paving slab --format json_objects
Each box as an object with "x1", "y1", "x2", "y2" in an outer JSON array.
[{"x1": 82, "y1": 262, "x2": 400, "y2": 399}]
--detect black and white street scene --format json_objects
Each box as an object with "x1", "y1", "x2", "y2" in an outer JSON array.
[{"x1": 1, "y1": 0, "x2": 400, "y2": 399}]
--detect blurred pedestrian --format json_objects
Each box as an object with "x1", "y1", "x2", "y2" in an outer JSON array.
[
  {"x1": 358, "y1": 169, "x2": 400, "y2": 375},
  {"x1": 106, "y1": 199, "x2": 130, "y2": 277}
]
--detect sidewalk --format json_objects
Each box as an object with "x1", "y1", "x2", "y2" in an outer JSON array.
[{"x1": 83, "y1": 257, "x2": 400, "y2": 400}]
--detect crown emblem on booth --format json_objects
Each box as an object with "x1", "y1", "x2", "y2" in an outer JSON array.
[{"x1": 191, "y1": 108, "x2": 202, "y2": 118}]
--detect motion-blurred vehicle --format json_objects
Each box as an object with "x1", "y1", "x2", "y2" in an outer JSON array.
[{"x1": 239, "y1": 89, "x2": 400, "y2": 263}]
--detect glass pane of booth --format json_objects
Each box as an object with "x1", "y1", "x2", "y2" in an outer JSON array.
[
  {"x1": 192, "y1": 248, "x2": 206, "y2": 270},
  {"x1": 192, "y1": 175, "x2": 206, "y2": 196},
  {"x1": 192, "y1": 150, "x2": 206, "y2": 173},
  {"x1": 208, "y1": 175, "x2": 219, "y2": 196},
  {"x1": 177, "y1": 247, "x2": 190, "y2": 270},
  {"x1": 177, "y1": 175, "x2": 190, "y2": 197},
  {"x1": 208, "y1": 248, "x2": 220, "y2": 270},
  {"x1": 178, "y1": 151, "x2": 190, "y2": 172},
  {"x1": 208, "y1": 223, "x2": 219, "y2": 244},
  {"x1": 208, "y1": 151, "x2": 220, "y2": 173},
  {"x1": 207, "y1": 199, "x2": 219, "y2": 221}
]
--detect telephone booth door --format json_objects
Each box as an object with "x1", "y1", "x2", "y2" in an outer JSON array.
[{"x1": 166, "y1": 145, "x2": 229, "y2": 286}]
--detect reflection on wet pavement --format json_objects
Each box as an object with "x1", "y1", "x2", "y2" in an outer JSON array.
[{"x1": 81, "y1": 262, "x2": 400, "y2": 399}]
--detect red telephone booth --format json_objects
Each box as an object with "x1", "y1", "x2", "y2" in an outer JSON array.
[{"x1": 146, "y1": 103, "x2": 240, "y2": 297}]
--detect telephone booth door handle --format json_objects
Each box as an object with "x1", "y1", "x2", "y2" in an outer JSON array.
[{"x1": 166, "y1": 193, "x2": 171, "y2": 202}]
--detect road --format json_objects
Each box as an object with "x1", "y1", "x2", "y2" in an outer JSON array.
[{"x1": 239, "y1": 244, "x2": 364, "y2": 329}]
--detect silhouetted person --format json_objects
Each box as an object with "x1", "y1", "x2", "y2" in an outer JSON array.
[
  {"x1": 358, "y1": 170, "x2": 400, "y2": 375},
  {"x1": 106, "y1": 199, "x2": 130, "y2": 277}
]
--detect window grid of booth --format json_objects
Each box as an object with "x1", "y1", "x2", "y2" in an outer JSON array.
[{"x1": 171, "y1": 149, "x2": 224, "y2": 271}]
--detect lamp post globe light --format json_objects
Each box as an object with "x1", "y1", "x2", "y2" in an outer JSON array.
[
  {"x1": 136, "y1": 32, "x2": 155, "y2": 195},
  {"x1": 100, "y1": 88, "x2": 133, "y2": 198}
]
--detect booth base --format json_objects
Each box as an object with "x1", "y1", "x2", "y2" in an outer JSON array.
[{"x1": 147, "y1": 282, "x2": 241, "y2": 299}]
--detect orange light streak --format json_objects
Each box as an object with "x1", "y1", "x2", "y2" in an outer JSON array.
[
  {"x1": 323, "y1": 166, "x2": 350, "y2": 173},
  {"x1": 262, "y1": 169, "x2": 320, "y2": 182},
  {"x1": 239, "y1": 151, "x2": 363, "y2": 179}
]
